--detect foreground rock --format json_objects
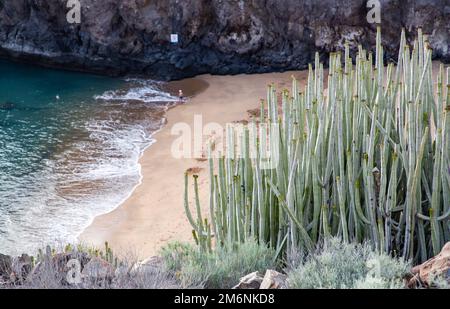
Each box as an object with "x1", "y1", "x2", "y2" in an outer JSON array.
[
  {"x1": 81, "y1": 257, "x2": 115, "y2": 284},
  {"x1": 0, "y1": 253, "x2": 34, "y2": 284},
  {"x1": 29, "y1": 250, "x2": 92, "y2": 286},
  {"x1": 410, "y1": 242, "x2": 450, "y2": 287},
  {"x1": 0, "y1": 1, "x2": 448, "y2": 80},
  {"x1": 234, "y1": 270, "x2": 287, "y2": 289},
  {"x1": 233, "y1": 272, "x2": 264, "y2": 289},
  {"x1": 10, "y1": 254, "x2": 33, "y2": 283},
  {"x1": 1, "y1": 250, "x2": 178, "y2": 288},
  {"x1": 130, "y1": 256, "x2": 165, "y2": 276},
  {"x1": 260, "y1": 270, "x2": 288, "y2": 289},
  {"x1": 0, "y1": 254, "x2": 12, "y2": 283}
]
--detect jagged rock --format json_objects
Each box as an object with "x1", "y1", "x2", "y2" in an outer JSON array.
[
  {"x1": 233, "y1": 272, "x2": 264, "y2": 289},
  {"x1": 0, "y1": 1, "x2": 448, "y2": 80},
  {"x1": 260, "y1": 270, "x2": 287, "y2": 289},
  {"x1": 81, "y1": 257, "x2": 115, "y2": 282},
  {"x1": 130, "y1": 256, "x2": 165, "y2": 276},
  {"x1": 0, "y1": 254, "x2": 12, "y2": 280},
  {"x1": 28, "y1": 251, "x2": 91, "y2": 285},
  {"x1": 0, "y1": 254, "x2": 33, "y2": 285},
  {"x1": 10, "y1": 254, "x2": 33, "y2": 283},
  {"x1": 410, "y1": 242, "x2": 450, "y2": 287}
]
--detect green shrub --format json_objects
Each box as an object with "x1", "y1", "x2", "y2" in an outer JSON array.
[
  {"x1": 160, "y1": 242, "x2": 196, "y2": 273},
  {"x1": 354, "y1": 253, "x2": 410, "y2": 289},
  {"x1": 287, "y1": 238, "x2": 410, "y2": 289},
  {"x1": 161, "y1": 240, "x2": 277, "y2": 289}
]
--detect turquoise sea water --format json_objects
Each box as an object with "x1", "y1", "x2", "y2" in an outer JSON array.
[{"x1": 0, "y1": 60, "x2": 178, "y2": 255}]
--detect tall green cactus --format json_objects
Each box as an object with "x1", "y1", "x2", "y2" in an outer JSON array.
[{"x1": 184, "y1": 28, "x2": 450, "y2": 262}]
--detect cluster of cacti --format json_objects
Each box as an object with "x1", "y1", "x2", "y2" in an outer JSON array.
[
  {"x1": 184, "y1": 28, "x2": 450, "y2": 263},
  {"x1": 101, "y1": 242, "x2": 119, "y2": 267},
  {"x1": 35, "y1": 242, "x2": 118, "y2": 267}
]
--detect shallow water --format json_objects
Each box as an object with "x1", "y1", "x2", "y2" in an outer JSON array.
[{"x1": 0, "y1": 60, "x2": 178, "y2": 255}]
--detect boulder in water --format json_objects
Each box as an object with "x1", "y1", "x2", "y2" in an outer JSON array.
[{"x1": 0, "y1": 102, "x2": 15, "y2": 110}]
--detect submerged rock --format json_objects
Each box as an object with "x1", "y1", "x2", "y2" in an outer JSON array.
[
  {"x1": 0, "y1": 102, "x2": 15, "y2": 110},
  {"x1": 0, "y1": 1, "x2": 448, "y2": 80}
]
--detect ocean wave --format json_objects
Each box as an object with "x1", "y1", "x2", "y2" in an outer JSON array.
[
  {"x1": 0, "y1": 78, "x2": 177, "y2": 255},
  {"x1": 94, "y1": 80, "x2": 179, "y2": 103}
]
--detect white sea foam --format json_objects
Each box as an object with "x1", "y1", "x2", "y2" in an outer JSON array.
[
  {"x1": 0, "y1": 79, "x2": 178, "y2": 255},
  {"x1": 94, "y1": 80, "x2": 179, "y2": 103}
]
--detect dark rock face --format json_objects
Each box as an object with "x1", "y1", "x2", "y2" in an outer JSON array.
[
  {"x1": 0, "y1": 254, "x2": 13, "y2": 281},
  {"x1": 0, "y1": 0, "x2": 448, "y2": 80}
]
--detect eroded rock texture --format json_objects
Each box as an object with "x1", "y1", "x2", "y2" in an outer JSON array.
[{"x1": 0, "y1": 0, "x2": 448, "y2": 80}]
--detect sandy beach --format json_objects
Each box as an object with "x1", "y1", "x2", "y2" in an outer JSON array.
[{"x1": 80, "y1": 71, "x2": 309, "y2": 259}]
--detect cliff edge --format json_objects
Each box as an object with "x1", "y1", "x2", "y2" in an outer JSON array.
[{"x1": 0, "y1": 0, "x2": 448, "y2": 80}]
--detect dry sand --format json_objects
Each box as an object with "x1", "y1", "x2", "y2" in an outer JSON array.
[{"x1": 79, "y1": 71, "x2": 309, "y2": 259}]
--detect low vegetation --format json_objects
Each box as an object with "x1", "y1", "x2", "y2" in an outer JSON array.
[
  {"x1": 286, "y1": 238, "x2": 410, "y2": 289},
  {"x1": 158, "y1": 238, "x2": 413, "y2": 289},
  {"x1": 2, "y1": 238, "x2": 448, "y2": 289},
  {"x1": 160, "y1": 240, "x2": 278, "y2": 289},
  {"x1": 1, "y1": 243, "x2": 180, "y2": 289}
]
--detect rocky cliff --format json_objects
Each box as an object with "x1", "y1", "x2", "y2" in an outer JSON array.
[{"x1": 0, "y1": 0, "x2": 448, "y2": 80}]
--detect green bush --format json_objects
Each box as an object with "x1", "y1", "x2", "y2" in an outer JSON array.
[
  {"x1": 160, "y1": 242, "x2": 196, "y2": 273},
  {"x1": 287, "y1": 238, "x2": 410, "y2": 289},
  {"x1": 161, "y1": 240, "x2": 277, "y2": 289}
]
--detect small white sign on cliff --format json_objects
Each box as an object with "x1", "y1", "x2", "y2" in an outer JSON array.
[
  {"x1": 66, "y1": 0, "x2": 81, "y2": 24},
  {"x1": 170, "y1": 34, "x2": 179, "y2": 44}
]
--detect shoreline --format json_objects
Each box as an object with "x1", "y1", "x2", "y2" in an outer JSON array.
[
  {"x1": 79, "y1": 71, "x2": 309, "y2": 259},
  {"x1": 73, "y1": 78, "x2": 210, "y2": 250}
]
